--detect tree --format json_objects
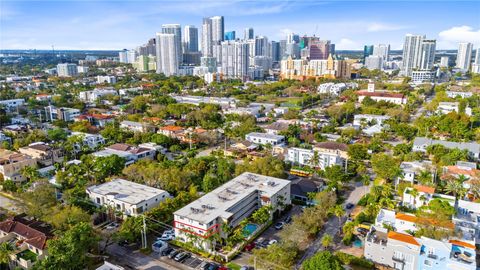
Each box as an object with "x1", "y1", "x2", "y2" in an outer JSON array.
[
  {"x1": 444, "y1": 175, "x2": 468, "y2": 208},
  {"x1": 302, "y1": 251, "x2": 344, "y2": 270},
  {"x1": 46, "y1": 205, "x2": 91, "y2": 232},
  {"x1": 47, "y1": 128, "x2": 68, "y2": 142},
  {"x1": 333, "y1": 204, "x2": 345, "y2": 226},
  {"x1": 371, "y1": 153, "x2": 400, "y2": 181},
  {"x1": 235, "y1": 155, "x2": 285, "y2": 178},
  {"x1": 92, "y1": 155, "x2": 125, "y2": 183},
  {"x1": 35, "y1": 223, "x2": 98, "y2": 270},
  {"x1": 20, "y1": 165, "x2": 39, "y2": 183},
  {"x1": 321, "y1": 234, "x2": 333, "y2": 250},
  {"x1": 250, "y1": 243, "x2": 298, "y2": 270},
  {"x1": 251, "y1": 205, "x2": 272, "y2": 224},
  {"x1": 0, "y1": 242, "x2": 14, "y2": 268},
  {"x1": 347, "y1": 144, "x2": 369, "y2": 160},
  {"x1": 20, "y1": 183, "x2": 57, "y2": 219}
]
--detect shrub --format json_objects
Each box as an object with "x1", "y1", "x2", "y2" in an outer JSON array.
[{"x1": 335, "y1": 251, "x2": 374, "y2": 269}]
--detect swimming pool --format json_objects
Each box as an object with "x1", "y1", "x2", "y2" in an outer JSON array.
[
  {"x1": 353, "y1": 238, "x2": 363, "y2": 247},
  {"x1": 243, "y1": 223, "x2": 259, "y2": 238}
]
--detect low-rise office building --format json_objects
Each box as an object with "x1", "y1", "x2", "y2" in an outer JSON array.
[
  {"x1": 245, "y1": 132, "x2": 285, "y2": 146},
  {"x1": 87, "y1": 179, "x2": 170, "y2": 217},
  {"x1": 174, "y1": 172, "x2": 291, "y2": 251}
]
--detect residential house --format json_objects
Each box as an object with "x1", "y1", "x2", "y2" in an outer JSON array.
[
  {"x1": 290, "y1": 179, "x2": 321, "y2": 205},
  {"x1": 92, "y1": 143, "x2": 157, "y2": 166},
  {"x1": 364, "y1": 225, "x2": 476, "y2": 270},
  {"x1": 446, "y1": 91, "x2": 473, "y2": 99},
  {"x1": 157, "y1": 125, "x2": 184, "y2": 139},
  {"x1": 171, "y1": 95, "x2": 237, "y2": 108},
  {"x1": 413, "y1": 137, "x2": 480, "y2": 161},
  {"x1": 263, "y1": 122, "x2": 290, "y2": 135},
  {"x1": 0, "y1": 99, "x2": 25, "y2": 112},
  {"x1": 436, "y1": 102, "x2": 472, "y2": 116},
  {"x1": 403, "y1": 185, "x2": 436, "y2": 209},
  {"x1": 357, "y1": 90, "x2": 407, "y2": 105},
  {"x1": 18, "y1": 142, "x2": 64, "y2": 167},
  {"x1": 75, "y1": 114, "x2": 115, "y2": 128},
  {"x1": 397, "y1": 161, "x2": 434, "y2": 185},
  {"x1": 0, "y1": 132, "x2": 12, "y2": 144},
  {"x1": 453, "y1": 200, "x2": 480, "y2": 245},
  {"x1": 70, "y1": 132, "x2": 106, "y2": 150},
  {"x1": 0, "y1": 149, "x2": 37, "y2": 183},
  {"x1": 87, "y1": 179, "x2": 170, "y2": 217},
  {"x1": 0, "y1": 214, "x2": 54, "y2": 269},
  {"x1": 441, "y1": 161, "x2": 479, "y2": 192}
]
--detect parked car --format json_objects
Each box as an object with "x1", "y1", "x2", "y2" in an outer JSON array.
[
  {"x1": 174, "y1": 252, "x2": 191, "y2": 262},
  {"x1": 356, "y1": 227, "x2": 369, "y2": 235},
  {"x1": 157, "y1": 234, "x2": 174, "y2": 241},
  {"x1": 168, "y1": 249, "x2": 180, "y2": 259},
  {"x1": 284, "y1": 216, "x2": 292, "y2": 224},
  {"x1": 105, "y1": 222, "x2": 119, "y2": 230},
  {"x1": 274, "y1": 222, "x2": 284, "y2": 230},
  {"x1": 268, "y1": 239, "x2": 278, "y2": 246},
  {"x1": 345, "y1": 203, "x2": 355, "y2": 209},
  {"x1": 161, "y1": 247, "x2": 173, "y2": 256},
  {"x1": 240, "y1": 267, "x2": 254, "y2": 270},
  {"x1": 244, "y1": 242, "x2": 256, "y2": 251},
  {"x1": 199, "y1": 262, "x2": 213, "y2": 270}
]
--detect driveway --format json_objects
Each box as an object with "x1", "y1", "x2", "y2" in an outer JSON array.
[{"x1": 0, "y1": 193, "x2": 21, "y2": 213}]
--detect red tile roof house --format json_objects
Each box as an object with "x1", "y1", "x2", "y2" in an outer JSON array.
[{"x1": 0, "y1": 214, "x2": 54, "y2": 269}]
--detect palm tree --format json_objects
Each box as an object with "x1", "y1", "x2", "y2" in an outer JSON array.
[
  {"x1": 409, "y1": 188, "x2": 419, "y2": 207},
  {"x1": 321, "y1": 234, "x2": 333, "y2": 250},
  {"x1": 333, "y1": 205, "x2": 345, "y2": 226},
  {"x1": 361, "y1": 175, "x2": 370, "y2": 195},
  {"x1": 417, "y1": 170, "x2": 433, "y2": 185},
  {"x1": 308, "y1": 151, "x2": 320, "y2": 169},
  {"x1": 0, "y1": 242, "x2": 14, "y2": 268},
  {"x1": 20, "y1": 165, "x2": 39, "y2": 183},
  {"x1": 444, "y1": 177, "x2": 468, "y2": 209}
]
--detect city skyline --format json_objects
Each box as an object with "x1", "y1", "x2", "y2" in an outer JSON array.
[{"x1": 1, "y1": 0, "x2": 479, "y2": 51}]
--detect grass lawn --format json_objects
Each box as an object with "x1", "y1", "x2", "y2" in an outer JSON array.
[{"x1": 226, "y1": 262, "x2": 242, "y2": 270}]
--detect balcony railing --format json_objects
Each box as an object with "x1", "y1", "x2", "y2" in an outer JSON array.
[{"x1": 392, "y1": 256, "x2": 405, "y2": 263}]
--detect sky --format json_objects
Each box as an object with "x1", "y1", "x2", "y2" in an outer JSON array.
[{"x1": 1, "y1": 0, "x2": 480, "y2": 51}]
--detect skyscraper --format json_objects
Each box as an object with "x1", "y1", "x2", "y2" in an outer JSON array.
[
  {"x1": 183, "y1": 25, "x2": 199, "y2": 53},
  {"x1": 244, "y1": 27, "x2": 254, "y2": 40},
  {"x1": 162, "y1": 24, "x2": 182, "y2": 64},
  {"x1": 221, "y1": 40, "x2": 249, "y2": 80},
  {"x1": 373, "y1": 44, "x2": 390, "y2": 60},
  {"x1": 418, "y1": 39, "x2": 436, "y2": 70},
  {"x1": 363, "y1": 45, "x2": 374, "y2": 63},
  {"x1": 138, "y1": 38, "x2": 156, "y2": 56},
  {"x1": 119, "y1": 49, "x2": 128, "y2": 63},
  {"x1": 270, "y1": 41, "x2": 280, "y2": 63},
  {"x1": 472, "y1": 47, "x2": 480, "y2": 74},
  {"x1": 456, "y1": 42, "x2": 473, "y2": 71},
  {"x1": 225, "y1": 31, "x2": 236, "y2": 41},
  {"x1": 57, "y1": 63, "x2": 78, "y2": 77},
  {"x1": 201, "y1": 16, "x2": 224, "y2": 57},
  {"x1": 254, "y1": 36, "x2": 269, "y2": 57},
  {"x1": 440, "y1": 56, "x2": 449, "y2": 67},
  {"x1": 309, "y1": 40, "x2": 330, "y2": 60},
  {"x1": 156, "y1": 33, "x2": 179, "y2": 76},
  {"x1": 401, "y1": 34, "x2": 436, "y2": 76}
]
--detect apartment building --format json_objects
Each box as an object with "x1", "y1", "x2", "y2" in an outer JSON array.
[
  {"x1": 120, "y1": 120, "x2": 155, "y2": 133},
  {"x1": 453, "y1": 200, "x2": 480, "y2": 245},
  {"x1": 285, "y1": 142, "x2": 347, "y2": 170},
  {"x1": 436, "y1": 102, "x2": 472, "y2": 116},
  {"x1": 44, "y1": 105, "x2": 81, "y2": 122},
  {"x1": 402, "y1": 185, "x2": 436, "y2": 209},
  {"x1": 87, "y1": 179, "x2": 170, "y2": 217},
  {"x1": 353, "y1": 114, "x2": 391, "y2": 127},
  {"x1": 70, "y1": 132, "x2": 106, "y2": 150},
  {"x1": 364, "y1": 226, "x2": 476, "y2": 270},
  {"x1": 0, "y1": 99, "x2": 25, "y2": 112},
  {"x1": 0, "y1": 149, "x2": 37, "y2": 183},
  {"x1": 174, "y1": 172, "x2": 291, "y2": 251},
  {"x1": 78, "y1": 88, "x2": 118, "y2": 103},
  {"x1": 413, "y1": 137, "x2": 480, "y2": 161},
  {"x1": 245, "y1": 132, "x2": 285, "y2": 146},
  {"x1": 356, "y1": 85, "x2": 407, "y2": 105},
  {"x1": 446, "y1": 91, "x2": 473, "y2": 99},
  {"x1": 19, "y1": 142, "x2": 64, "y2": 167},
  {"x1": 74, "y1": 114, "x2": 115, "y2": 128},
  {"x1": 171, "y1": 95, "x2": 237, "y2": 108}
]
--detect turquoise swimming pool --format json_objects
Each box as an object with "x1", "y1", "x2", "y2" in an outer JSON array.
[
  {"x1": 243, "y1": 223, "x2": 258, "y2": 238},
  {"x1": 353, "y1": 238, "x2": 363, "y2": 247}
]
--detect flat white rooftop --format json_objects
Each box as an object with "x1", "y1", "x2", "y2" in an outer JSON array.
[
  {"x1": 87, "y1": 178, "x2": 168, "y2": 205},
  {"x1": 175, "y1": 172, "x2": 290, "y2": 224},
  {"x1": 246, "y1": 132, "x2": 285, "y2": 140}
]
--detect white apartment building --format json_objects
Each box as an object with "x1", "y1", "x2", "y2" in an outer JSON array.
[
  {"x1": 44, "y1": 105, "x2": 81, "y2": 122},
  {"x1": 245, "y1": 132, "x2": 285, "y2": 146},
  {"x1": 97, "y1": 75, "x2": 117, "y2": 84},
  {"x1": 120, "y1": 120, "x2": 155, "y2": 133},
  {"x1": 171, "y1": 95, "x2": 237, "y2": 108},
  {"x1": 353, "y1": 114, "x2": 391, "y2": 127},
  {"x1": 456, "y1": 42, "x2": 473, "y2": 71},
  {"x1": 57, "y1": 63, "x2": 78, "y2": 77},
  {"x1": 365, "y1": 56, "x2": 383, "y2": 70},
  {"x1": 174, "y1": 172, "x2": 291, "y2": 250},
  {"x1": 92, "y1": 143, "x2": 157, "y2": 165},
  {"x1": 0, "y1": 99, "x2": 25, "y2": 112},
  {"x1": 71, "y1": 132, "x2": 105, "y2": 150},
  {"x1": 79, "y1": 89, "x2": 118, "y2": 103},
  {"x1": 286, "y1": 143, "x2": 347, "y2": 170},
  {"x1": 87, "y1": 179, "x2": 170, "y2": 217},
  {"x1": 285, "y1": 148, "x2": 314, "y2": 167},
  {"x1": 446, "y1": 91, "x2": 473, "y2": 99},
  {"x1": 411, "y1": 70, "x2": 435, "y2": 84},
  {"x1": 436, "y1": 102, "x2": 472, "y2": 116}
]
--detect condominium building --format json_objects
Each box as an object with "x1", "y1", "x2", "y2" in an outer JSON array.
[
  {"x1": 220, "y1": 40, "x2": 250, "y2": 81},
  {"x1": 202, "y1": 16, "x2": 224, "y2": 58},
  {"x1": 0, "y1": 99, "x2": 25, "y2": 112},
  {"x1": 87, "y1": 179, "x2": 170, "y2": 217},
  {"x1": 44, "y1": 105, "x2": 81, "y2": 122},
  {"x1": 0, "y1": 149, "x2": 37, "y2": 183},
  {"x1": 456, "y1": 42, "x2": 473, "y2": 71},
  {"x1": 78, "y1": 88, "x2": 118, "y2": 103},
  {"x1": 56, "y1": 63, "x2": 78, "y2": 77},
  {"x1": 161, "y1": 24, "x2": 182, "y2": 64},
  {"x1": 174, "y1": 172, "x2": 291, "y2": 250},
  {"x1": 156, "y1": 33, "x2": 179, "y2": 76},
  {"x1": 183, "y1": 25, "x2": 199, "y2": 53},
  {"x1": 171, "y1": 95, "x2": 237, "y2": 108},
  {"x1": 401, "y1": 35, "x2": 436, "y2": 76}
]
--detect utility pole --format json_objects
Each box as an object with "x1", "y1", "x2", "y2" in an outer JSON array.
[{"x1": 142, "y1": 215, "x2": 147, "y2": 249}]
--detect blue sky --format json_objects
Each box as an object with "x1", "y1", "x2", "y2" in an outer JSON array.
[{"x1": 1, "y1": 0, "x2": 479, "y2": 50}]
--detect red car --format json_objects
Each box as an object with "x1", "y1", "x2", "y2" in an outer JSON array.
[{"x1": 244, "y1": 242, "x2": 256, "y2": 251}]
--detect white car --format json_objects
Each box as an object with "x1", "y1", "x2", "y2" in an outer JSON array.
[
  {"x1": 105, "y1": 222, "x2": 119, "y2": 230},
  {"x1": 268, "y1": 239, "x2": 278, "y2": 246}
]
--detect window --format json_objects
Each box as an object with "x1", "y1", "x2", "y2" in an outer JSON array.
[
  {"x1": 424, "y1": 259, "x2": 432, "y2": 266},
  {"x1": 96, "y1": 198, "x2": 101, "y2": 204}
]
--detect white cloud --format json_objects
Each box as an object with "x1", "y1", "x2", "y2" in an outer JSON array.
[
  {"x1": 437, "y1": 25, "x2": 480, "y2": 48},
  {"x1": 366, "y1": 23, "x2": 407, "y2": 32},
  {"x1": 336, "y1": 38, "x2": 358, "y2": 50}
]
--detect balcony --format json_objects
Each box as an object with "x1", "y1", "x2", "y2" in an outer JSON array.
[
  {"x1": 427, "y1": 253, "x2": 438, "y2": 260},
  {"x1": 366, "y1": 230, "x2": 388, "y2": 246},
  {"x1": 392, "y1": 255, "x2": 405, "y2": 263}
]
